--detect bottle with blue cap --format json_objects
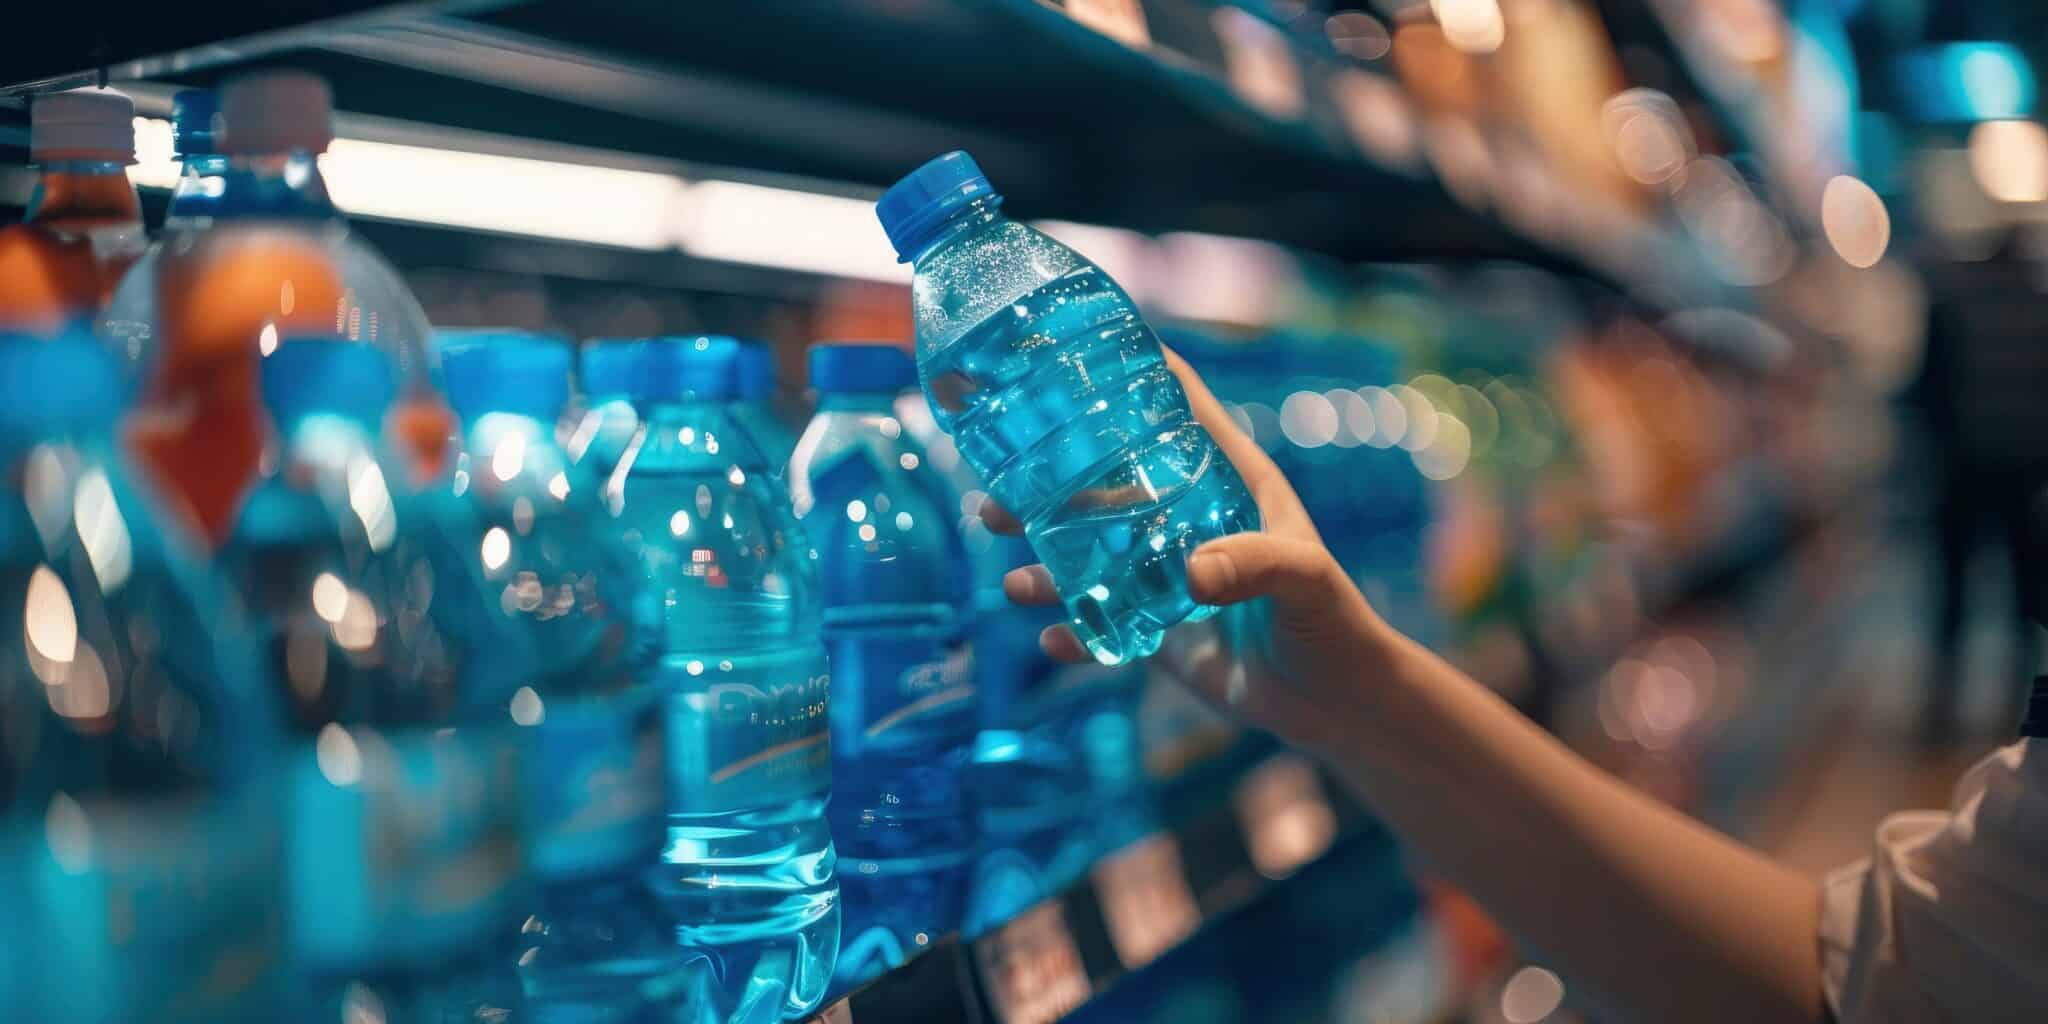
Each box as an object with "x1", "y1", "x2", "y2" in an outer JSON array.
[
  {"x1": 218, "y1": 336, "x2": 529, "y2": 1021},
  {"x1": 0, "y1": 327, "x2": 287, "y2": 1021},
  {"x1": 3, "y1": 87, "x2": 145, "y2": 335},
  {"x1": 432, "y1": 330, "x2": 682, "y2": 1018},
  {"x1": 732, "y1": 339, "x2": 798, "y2": 474},
  {"x1": 787, "y1": 342, "x2": 976, "y2": 989},
  {"x1": 100, "y1": 89, "x2": 226, "y2": 383},
  {"x1": 876, "y1": 152, "x2": 1260, "y2": 666},
  {"x1": 571, "y1": 337, "x2": 645, "y2": 483},
  {"x1": 610, "y1": 335, "x2": 839, "y2": 1023}
]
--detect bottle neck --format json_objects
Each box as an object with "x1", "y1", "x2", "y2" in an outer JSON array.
[
  {"x1": 815, "y1": 391, "x2": 900, "y2": 413},
  {"x1": 274, "y1": 411, "x2": 383, "y2": 477},
  {"x1": 630, "y1": 399, "x2": 766, "y2": 468},
  {"x1": 908, "y1": 197, "x2": 1004, "y2": 265},
  {"x1": 220, "y1": 150, "x2": 337, "y2": 218},
  {"x1": 25, "y1": 160, "x2": 141, "y2": 229},
  {"x1": 166, "y1": 154, "x2": 231, "y2": 223}
]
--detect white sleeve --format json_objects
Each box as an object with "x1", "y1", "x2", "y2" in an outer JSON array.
[{"x1": 1820, "y1": 740, "x2": 2048, "y2": 1023}]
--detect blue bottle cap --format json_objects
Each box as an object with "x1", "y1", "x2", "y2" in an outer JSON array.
[
  {"x1": 635, "y1": 336, "x2": 739, "y2": 403},
  {"x1": 875, "y1": 150, "x2": 1002, "y2": 262},
  {"x1": 734, "y1": 340, "x2": 778, "y2": 400},
  {"x1": 579, "y1": 338, "x2": 643, "y2": 399},
  {"x1": 0, "y1": 328, "x2": 123, "y2": 439},
  {"x1": 170, "y1": 89, "x2": 219, "y2": 158},
  {"x1": 809, "y1": 342, "x2": 915, "y2": 394},
  {"x1": 433, "y1": 329, "x2": 572, "y2": 423},
  {"x1": 262, "y1": 337, "x2": 395, "y2": 427}
]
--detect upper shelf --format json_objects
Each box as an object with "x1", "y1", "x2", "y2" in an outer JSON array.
[{"x1": 1, "y1": 0, "x2": 1726, "y2": 304}]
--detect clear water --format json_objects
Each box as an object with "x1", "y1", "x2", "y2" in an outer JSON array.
[
  {"x1": 0, "y1": 342, "x2": 286, "y2": 1020},
  {"x1": 217, "y1": 400, "x2": 531, "y2": 1021},
  {"x1": 911, "y1": 215, "x2": 1260, "y2": 665},
  {"x1": 788, "y1": 394, "x2": 978, "y2": 990},
  {"x1": 444, "y1": 410, "x2": 681, "y2": 1021},
  {"x1": 613, "y1": 398, "x2": 838, "y2": 1023}
]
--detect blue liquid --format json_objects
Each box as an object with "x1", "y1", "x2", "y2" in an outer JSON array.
[
  {"x1": 789, "y1": 388, "x2": 978, "y2": 990},
  {"x1": 913, "y1": 230, "x2": 1261, "y2": 664},
  {"x1": 0, "y1": 335, "x2": 286, "y2": 1021},
  {"x1": 616, "y1": 389, "x2": 838, "y2": 1023}
]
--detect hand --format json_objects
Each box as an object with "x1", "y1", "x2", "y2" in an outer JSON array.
[{"x1": 986, "y1": 347, "x2": 1395, "y2": 754}]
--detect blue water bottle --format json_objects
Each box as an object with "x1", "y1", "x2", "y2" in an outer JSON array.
[
  {"x1": 787, "y1": 343, "x2": 977, "y2": 988},
  {"x1": 732, "y1": 339, "x2": 798, "y2": 474},
  {"x1": 219, "y1": 337, "x2": 528, "y2": 1021},
  {"x1": 0, "y1": 329, "x2": 286, "y2": 1021},
  {"x1": 612, "y1": 336, "x2": 838, "y2": 1023},
  {"x1": 877, "y1": 152, "x2": 1261, "y2": 666},
  {"x1": 572, "y1": 337, "x2": 646, "y2": 484},
  {"x1": 434, "y1": 331, "x2": 680, "y2": 1019}
]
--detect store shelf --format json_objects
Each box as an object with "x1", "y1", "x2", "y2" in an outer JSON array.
[{"x1": 0, "y1": 0, "x2": 1723, "y2": 303}]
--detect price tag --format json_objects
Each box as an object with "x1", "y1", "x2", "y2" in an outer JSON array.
[
  {"x1": 1057, "y1": 0, "x2": 1151, "y2": 48},
  {"x1": 1233, "y1": 754, "x2": 1337, "y2": 879},
  {"x1": 975, "y1": 901, "x2": 1092, "y2": 1024},
  {"x1": 1211, "y1": 7, "x2": 1305, "y2": 119},
  {"x1": 1092, "y1": 833, "x2": 1200, "y2": 970}
]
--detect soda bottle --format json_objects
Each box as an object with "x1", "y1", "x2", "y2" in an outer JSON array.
[
  {"x1": 786, "y1": 342, "x2": 976, "y2": 989},
  {"x1": 0, "y1": 88, "x2": 145, "y2": 332},
  {"x1": 876, "y1": 151, "x2": 1260, "y2": 666},
  {"x1": 219, "y1": 337, "x2": 527, "y2": 1021},
  {"x1": 611, "y1": 336, "x2": 838, "y2": 1023},
  {"x1": 0, "y1": 328, "x2": 285, "y2": 1020}
]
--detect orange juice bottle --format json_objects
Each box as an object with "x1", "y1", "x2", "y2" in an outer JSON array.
[
  {"x1": 0, "y1": 88, "x2": 145, "y2": 332},
  {"x1": 127, "y1": 71, "x2": 454, "y2": 545}
]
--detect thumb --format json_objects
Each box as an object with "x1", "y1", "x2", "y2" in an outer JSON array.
[{"x1": 1186, "y1": 533, "x2": 1347, "y2": 609}]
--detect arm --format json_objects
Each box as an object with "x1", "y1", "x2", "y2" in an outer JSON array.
[{"x1": 1000, "y1": 351, "x2": 1826, "y2": 1024}]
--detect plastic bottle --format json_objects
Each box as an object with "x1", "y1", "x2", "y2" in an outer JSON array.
[
  {"x1": 732, "y1": 339, "x2": 798, "y2": 474},
  {"x1": 0, "y1": 329, "x2": 285, "y2": 1021},
  {"x1": 117, "y1": 71, "x2": 449, "y2": 547},
  {"x1": 611, "y1": 336, "x2": 837, "y2": 1023},
  {"x1": 786, "y1": 343, "x2": 975, "y2": 988},
  {"x1": 0, "y1": 88, "x2": 145, "y2": 332},
  {"x1": 571, "y1": 337, "x2": 644, "y2": 484},
  {"x1": 876, "y1": 151, "x2": 1260, "y2": 666},
  {"x1": 100, "y1": 90, "x2": 223, "y2": 370},
  {"x1": 433, "y1": 331, "x2": 680, "y2": 1019},
  {"x1": 218, "y1": 337, "x2": 527, "y2": 1021}
]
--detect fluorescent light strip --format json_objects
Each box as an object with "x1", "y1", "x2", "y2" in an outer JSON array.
[{"x1": 678, "y1": 179, "x2": 907, "y2": 284}]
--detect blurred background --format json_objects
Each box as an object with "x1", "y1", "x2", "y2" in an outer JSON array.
[{"x1": 4, "y1": 1, "x2": 2045, "y2": 1021}]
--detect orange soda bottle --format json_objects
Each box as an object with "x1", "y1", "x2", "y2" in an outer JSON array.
[{"x1": 0, "y1": 88, "x2": 146, "y2": 331}]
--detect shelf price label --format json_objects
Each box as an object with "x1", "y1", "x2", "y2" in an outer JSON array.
[
  {"x1": 1234, "y1": 754, "x2": 1337, "y2": 879},
  {"x1": 1055, "y1": 0, "x2": 1151, "y2": 48},
  {"x1": 975, "y1": 900, "x2": 1092, "y2": 1024},
  {"x1": 1092, "y1": 832, "x2": 1200, "y2": 970}
]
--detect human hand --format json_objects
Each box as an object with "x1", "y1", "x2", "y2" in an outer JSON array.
[{"x1": 986, "y1": 347, "x2": 1395, "y2": 754}]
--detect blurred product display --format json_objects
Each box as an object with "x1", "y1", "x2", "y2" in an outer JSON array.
[{"x1": 0, "y1": 0, "x2": 2014, "y2": 1018}]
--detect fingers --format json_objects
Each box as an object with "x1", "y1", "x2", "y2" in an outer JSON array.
[
  {"x1": 1159, "y1": 346, "x2": 1312, "y2": 534},
  {"x1": 1185, "y1": 532, "x2": 1349, "y2": 609},
  {"x1": 1002, "y1": 564, "x2": 1060, "y2": 606},
  {"x1": 979, "y1": 500, "x2": 1024, "y2": 536},
  {"x1": 1038, "y1": 624, "x2": 1090, "y2": 663}
]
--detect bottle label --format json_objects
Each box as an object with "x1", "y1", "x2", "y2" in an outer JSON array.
[
  {"x1": 667, "y1": 648, "x2": 832, "y2": 816},
  {"x1": 10, "y1": 789, "x2": 284, "y2": 1019},
  {"x1": 287, "y1": 723, "x2": 525, "y2": 969},
  {"x1": 827, "y1": 626, "x2": 977, "y2": 754},
  {"x1": 524, "y1": 684, "x2": 666, "y2": 879}
]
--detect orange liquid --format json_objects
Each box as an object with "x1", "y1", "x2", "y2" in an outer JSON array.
[
  {"x1": 130, "y1": 228, "x2": 346, "y2": 546},
  {"x1": 390, "y1": 397, "x2": 458, "y2": 484},
  {"x1": 0, "y1": 170, "x2": 146, "y2": 327}
]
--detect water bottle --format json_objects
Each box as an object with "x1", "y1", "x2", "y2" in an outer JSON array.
[
  {"x1": 434, "y1": 331, "x2": 680, "y2": 1019},
  {"x1": 876, "y1": 151, "x2": 1260, "y2": 666},
  {"x1": 786, "y1": 343, "x2": 976, "y2": 988},
  {"x1": 571, "y1": 338, "x2": 644, "y2": 484},
  {"x1": 732, "y1": 340, "x2": 798, "y2": 474},
  {"x1": 0, "y1": 89, "x2": 145, "y2": 333},
  {"x1": 112, "y1": 71, "x2": 450, "y2": 545},
  {"x1": 0, "y1": 329, "x2": 285, "y2": 1020},
  {"x1": 610, "y1": 336, "x2": 837, "y2": 1023},
  {"x1": 99, "y1": 90, "x2": 223, "y2": 370},
  {"x1": 218, "y1": 337, "x2": 527, "y2": 1021}
]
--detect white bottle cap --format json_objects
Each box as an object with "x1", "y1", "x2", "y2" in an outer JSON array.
[
  {"x1": 220, "y1": 71, "x2": 335, "y2": 156},
  {"x1": 30, "y1": 88, "x2": 136, "y2": 164}
]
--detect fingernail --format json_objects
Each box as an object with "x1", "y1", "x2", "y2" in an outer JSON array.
[{"x1": 1187, "y1": 551, "x2": 1236, "y2": 600}]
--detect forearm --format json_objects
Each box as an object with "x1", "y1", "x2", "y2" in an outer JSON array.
[{"x1": 1306, "y1": 613, "x2": 1824, "y2": 1023}]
